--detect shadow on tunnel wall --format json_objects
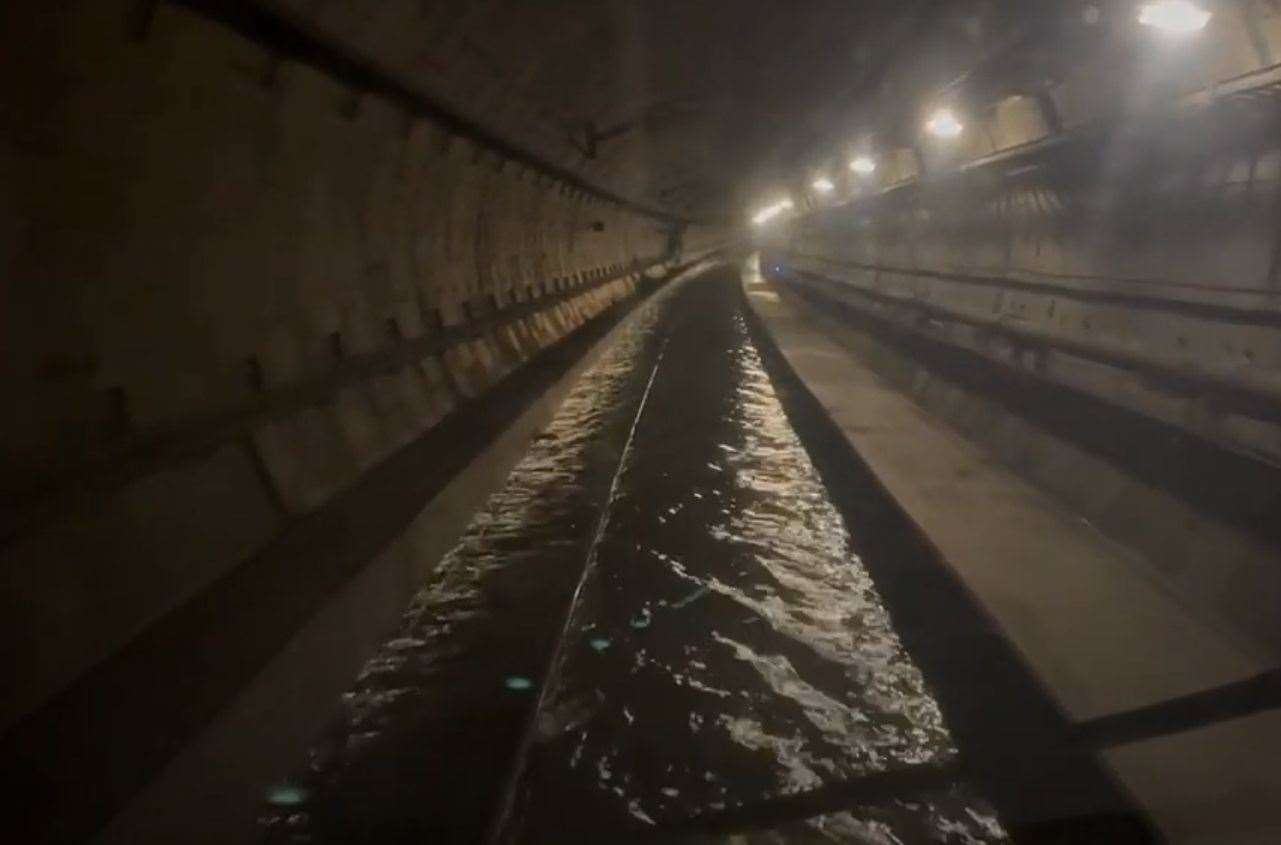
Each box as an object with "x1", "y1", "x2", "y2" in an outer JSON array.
[{"x1": 0, "y1": 2, "x2": 727, "y2": 840}]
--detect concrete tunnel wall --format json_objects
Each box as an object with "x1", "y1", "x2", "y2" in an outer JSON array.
[
  {"x1": 789, "y1": 124, "x2": 1281, "y2": 465},
  {"x1": 778, "y1": 0, "x2": 1281, "y2": 653},
  {"x1": 0, "y1": 0, "x2": 724, "y2": 743},
  {"x1": 786, "y1": 0, "x2": 1281, "y2": 457}
]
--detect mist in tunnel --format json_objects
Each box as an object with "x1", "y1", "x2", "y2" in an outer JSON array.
[{"x1": 4, "y1": 1, "x2": 1281, "y2": 843}]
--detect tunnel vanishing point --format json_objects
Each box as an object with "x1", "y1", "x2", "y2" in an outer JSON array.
[{"x1": 5, "y1": 1, "x2": 1281, "y2": 843}]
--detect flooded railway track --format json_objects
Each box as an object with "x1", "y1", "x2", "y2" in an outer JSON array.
[{"x1": 261, "y1": 264, "x2": 1139, "y2": 843}]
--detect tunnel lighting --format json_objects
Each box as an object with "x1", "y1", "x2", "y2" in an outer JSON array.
[
  {"x1": 925, "y1": 108, "x2": 964, "y2": 139},
  {"x1": 812, "y1": 177, "x2": 835, "y2": 194},
  {"x1": 849, "y1": 156, "x2": 877, "y2": 175},
  {"x1": 1138, "y1": 1, "x2": 1211, "y2": 34},
  {"x1": 752, "y1": 198, "x2": 794, "y2": 225}
]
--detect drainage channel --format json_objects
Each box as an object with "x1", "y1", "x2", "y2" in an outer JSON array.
[{"x1": 261, "y1": 265, "x2": 1042, "y2": 843}]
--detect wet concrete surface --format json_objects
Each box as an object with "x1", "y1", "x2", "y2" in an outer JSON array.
[{"x1": 261, "y1": 267, "x2": 1006, "y2": 843}]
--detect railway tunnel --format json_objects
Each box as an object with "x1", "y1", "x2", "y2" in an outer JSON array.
[{"x1": 5, "y1": 1, "x2": 1281, "y2": 842}]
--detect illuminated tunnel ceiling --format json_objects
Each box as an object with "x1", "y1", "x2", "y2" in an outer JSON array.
[{"x1": 263, "y1": 0, "x2": 1030, "y2": 220}]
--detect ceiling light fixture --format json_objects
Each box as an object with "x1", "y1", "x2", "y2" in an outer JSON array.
[
  {"x1": 1138, "y1": 1, "x2": 1211, "y2": 34},
  {"x1": 751, "y1": 198, "x2": 794, "y2": 225},
  {"x1": 812, "y1": 177, "x2": 835, "y2": 193},
  {"x1": 849, "y1": 156, "x2": 877, "y2": 175},
  {"x1": 925, "y1": 108, "x2": 964, "y2": 139}
]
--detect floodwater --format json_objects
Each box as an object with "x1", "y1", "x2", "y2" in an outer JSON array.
[{"x1": 261, "y1": 266, "x2": 1006, "y2": 844}]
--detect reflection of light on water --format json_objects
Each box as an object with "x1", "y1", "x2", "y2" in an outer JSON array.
[
  {"x1": 275, "y1": 269, "x2": 1007, "y2": 843},
  {"x1": 262, "y1": 295, "x2": 674, "y2": 840},
  {"x1": 705, "y1": 324, "x2": 955, "y2": 776},
  {"x1": 718, "y1": 714, "x2": 825, "y2": 794},
  {"x1": 523, "y1": 289, "x2": 1007, "y2": 841},
  {"x1": 266, "y1": 785, "x2": 308, "y2": 806}
]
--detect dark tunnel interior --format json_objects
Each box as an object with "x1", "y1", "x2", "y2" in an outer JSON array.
[{"x1": 5, "y1": 1, "x2": 1281, "y2": 843}]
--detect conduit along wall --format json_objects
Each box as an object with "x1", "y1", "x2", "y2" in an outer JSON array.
[{"x1": 0, "y1": 2, "x2": 724, "y2": 841}]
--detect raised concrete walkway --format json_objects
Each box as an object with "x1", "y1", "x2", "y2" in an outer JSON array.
[{"x1": 742, "y1": 255, "x2": 1281, "y2": 844}]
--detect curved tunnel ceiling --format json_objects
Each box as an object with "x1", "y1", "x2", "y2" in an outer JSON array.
[{"x1": 255, "y1": 0, "x2": 950, "y2": 220}]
